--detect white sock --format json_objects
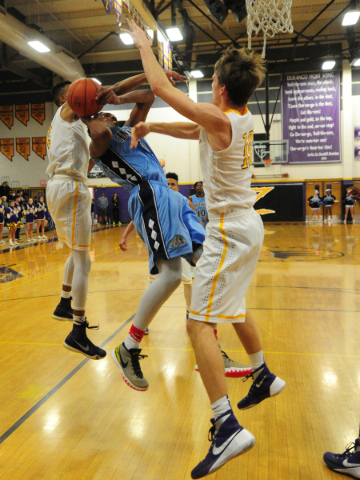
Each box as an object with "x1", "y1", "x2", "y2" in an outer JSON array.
[
  {"x1": 61, "y1": 290, "x2": 71, "y2": 299},
  {"x1": 211, "y1": 395, "x2": 231, "y2": 422},
  {"x1": 249, "y1": 350, "x2": 264, "y2": 379},
  {"x1": 124, "y1": 335, "x2": 140, "y2": 351},
  {"x1": 73, "y1": 314, "x2": 86, "y2": 325}
]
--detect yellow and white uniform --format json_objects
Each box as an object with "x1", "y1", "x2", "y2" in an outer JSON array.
[
  {"x1": 189, "y1": 108, "x2": 264, "y2": 323},
  {"x1": 46, "y1": 105, "x2": 91, "y2": 251}
]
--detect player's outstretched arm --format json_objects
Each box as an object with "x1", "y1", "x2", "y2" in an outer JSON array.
[
  {"x1": 125, "y1": 19, "x2": 230, "y2": 139},
  {"x1": 130, "y1": 121, "x2": 200, "y2": 148},
  {"x1": 121, "y1": 89, "x2": 155, "y2": 126}
]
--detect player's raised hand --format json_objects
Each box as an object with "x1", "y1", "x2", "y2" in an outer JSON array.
[
  {"x1": 347, "y1": 186, "x2": 360, "y2": 200},
  {"x1": 119, "y1": 236, "x2": 128, "y2": 251},
  {"x1": 96, "y1": 87, "x2": 120, "y2": 106},
  {"x1": 164, "y1": 70, "x2": 187, "y2": 85},
  {"x1": 124, "y1": 18, "x2": 152, "y2": 49},
  {"x1": 130, "y1": 122, "x2": 151, "y2": 149}
]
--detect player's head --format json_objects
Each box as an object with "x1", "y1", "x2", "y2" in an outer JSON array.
[
  {"x1": 213, "y1": 47, "x2": 266, "y2": 108},
  {"x1": 166, "y1": 172, "x2": 179, "y2": 191},
  {"x1": 51, "y1": 80, "x2": 71, "y2": 107},
  {"x1": 194, "y1": 181, "x2": 204, "y2": 194},
  {"x1": 94, "y1": 111, "x2": 118, "y2": 127}
]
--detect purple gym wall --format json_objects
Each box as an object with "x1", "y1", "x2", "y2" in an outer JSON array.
[{"x1": 282, "y1": 71, "x2": 341, "y2": 164}]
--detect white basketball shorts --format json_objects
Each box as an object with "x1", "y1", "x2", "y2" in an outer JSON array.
[
  {"x1": 189, "y1": 209, "x2": 264, "y2": 324},
  {"x1": 47, "y1": 176, "x2": 92, "y2": 251}
]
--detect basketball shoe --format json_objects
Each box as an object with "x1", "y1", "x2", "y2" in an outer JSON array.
[
  {"x1": 324, "y1": 439, "x2": 360, "y2": 478},
  {"x1": 111, "y1": 343, "x2": 149, "y2": 391},
  {"x1": 191, "y1": 410, "x2": 255, "y2": 479},
  {"x1": 63, "y1": 319, "x2": 106, "y2": 360},
  {"x1": 52, "y1": 297, "x2": 73, "y2": 321},
  {"x1": 195, "y1": 350, "x2": 252, "y2": 378},
  {"x1": 237, "y1": 363, "x2": 285, "y2": 410}
]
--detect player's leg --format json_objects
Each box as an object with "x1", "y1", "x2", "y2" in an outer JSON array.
[
  {"x1": 63, "y1": 248, "x2": 106, "y2": 360},
  {"x1": 26, "y1": 223, "x2": 30, "y2": 241},
  {"x1": 112, "y1": 256, "x2": 182, "y2": 391},
  {"x1": 234, "y1": 311, "x2": 285, "y2": 409},
  {"x1": 41, "y1": 219, "x2": 46, "y2": 237},
  {"x1": 52, "y1": 252, "x2": 75, "y2": 321},
  {"x1": 29, "y1": 222, "x2": 33, "y2": 240},
  {"x1": 37, "y1": 219, "x2": 41, "y2": 237}
]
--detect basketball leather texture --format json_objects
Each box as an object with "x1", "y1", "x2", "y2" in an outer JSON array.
[{"x1": 67, "y1": 78, "x2": 101, "y2": 117}]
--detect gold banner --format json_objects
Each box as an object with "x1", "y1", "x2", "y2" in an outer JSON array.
[
  {"x1": 31, "y1": 103, "x2": 45, "y2": 125},
  {"x1": 15, "y1": 104, "x2": 30, "y2": 126},
  {"x1": 0, "y1": 138, "x2": 14, "y2": 161},
  {"x1": 16, "y1": 138, "x2": 30, "y2": 161},
  {"x1": 32, "y1": 137, "x2": 46, "y2": 160},
  {"x1": 0, "y1": 105, "x2": 14, "y2": 130}
]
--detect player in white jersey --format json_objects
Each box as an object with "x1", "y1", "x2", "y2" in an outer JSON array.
[
  {"x1": 125, "y1": 19, "x2": 285, "y2": 478},
  {"x1": 47, "y1": 80, "x2": 106, "y2": 360}
]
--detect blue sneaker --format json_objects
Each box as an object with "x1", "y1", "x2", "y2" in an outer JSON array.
[
  {"x1": 191, "y1": 410, "x2": 255, "y2": 479},
  {"x1": 237, "y1": 363, "x2": 285, "y2": 410},
  {"x1": 324, "y1": 439, "x2": 360, "y2": 478}
]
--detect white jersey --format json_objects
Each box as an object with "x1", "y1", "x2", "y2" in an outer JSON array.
[
  {"x1": 46, "y1": 104, "x2": 89, "y2": 183},
  {"x1": 199, "y1": 108, "x2": 256, "y2": 217}
]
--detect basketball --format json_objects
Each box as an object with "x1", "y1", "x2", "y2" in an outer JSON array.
[{"x1": 67, "y1": 78, "x2": 101, "y2": 117}]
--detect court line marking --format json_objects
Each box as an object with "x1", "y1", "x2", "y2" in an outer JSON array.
[{"x1": 0, "y1": 313, "x2": 134, "y2": 446}]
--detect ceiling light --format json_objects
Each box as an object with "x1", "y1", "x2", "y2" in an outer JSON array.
[
  {"x1": 28, "y1": 41, "x2": 50, "y2": 53},
  {"x1": 146, "y1": 29, "x2": 154, "y2": 39},
  {"x1": 351, "y1": 58, "x2": 360, "y2": 67},
  {"x1": 342, "y1": 11, "x2": 360, "y2": 26},
  {"x1": 93, "y1": 78, "x2": 102, "y2": 85},
  {"x1": 166, "y1": 27, "x2": 183, "y2": 41},
  {"x1": 119, "y1": 33, "x2": 134, "y2": 45},
  {"x1": 190, "y1": 70, "x2": 204, "y2": 78},
  {"x1": 322, "y1": 60, "x2": 336, "y2": 70}
]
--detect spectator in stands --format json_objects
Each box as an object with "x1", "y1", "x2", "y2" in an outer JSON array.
[
  {"x1": 97, "y1": 192, "x2": 108, "y2": 225},
  {"x1": 19, "y1": 191, "x2": 24, "y2": 202},
  {"x1": 0, "y1": 181, "x2": 10, "y2": 199},
  {"x1": 111, "y1": 193, "x2": 121, "y2": 225},
  {"x1": 8, "y1": 191, "x2": 15, "y2": 201},
  {"x1": 2, "y1": 196, "x2": 8, "y2": 209},
  {"x1": 307, "y1": 189, "x2": 322, "y2": 224}
]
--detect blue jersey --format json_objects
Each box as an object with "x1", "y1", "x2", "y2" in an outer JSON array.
[
  {"x1": 93, "y1": 126, "x2": 205, "y2": 274},
  {"x1": 191, "y1": 194, "x2": 208, "y2": 227},
  {"x1": 93, "y1": 126, "x2": 166, "y2": 191}
]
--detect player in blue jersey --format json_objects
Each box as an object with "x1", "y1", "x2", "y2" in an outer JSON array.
[
  {"x1": 190, "y1": 181, "x2": 209, "y2": 228},
  {"x1": 83, "y1": 87, "x2": 205, "y2": 392}
]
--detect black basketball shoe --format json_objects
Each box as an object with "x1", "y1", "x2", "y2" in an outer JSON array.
[
  {"x1": 52, "y1": 297, "x2": 73, "y2": 321},
  {"x1": 63, "y1": 319, "x2": 106, "y2": 360}
]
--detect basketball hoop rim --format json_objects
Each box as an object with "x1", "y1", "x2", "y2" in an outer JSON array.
[{"x1": 262, "y1": 158, "x2": 274, "y2": 167}]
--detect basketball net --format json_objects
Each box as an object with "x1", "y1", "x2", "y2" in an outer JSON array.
[{"x1": 246, "y1": 0, "x2": 293, "y2": 58}]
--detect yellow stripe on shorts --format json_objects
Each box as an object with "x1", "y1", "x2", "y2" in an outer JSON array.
[
  {"x1": 205, "y1": 213, "x2": 228, "y2": 322},
  {"x1": 71, "y1": 182, "x2": 79, "y2": 249},
  {"x1": 218, "y1": 314, "x2": 246, "y2": 320}
]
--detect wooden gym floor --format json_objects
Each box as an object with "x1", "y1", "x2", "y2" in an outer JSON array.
[{"x1": 0, "y1": 221, "x2": 359, "y2": 480}]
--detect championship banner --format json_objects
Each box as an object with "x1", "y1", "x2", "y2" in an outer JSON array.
[
  {"x1": 114, "y1": 0, "x2": 122, "y2": 25},
  {"x1": 282, "y1": 71, "x2": 341, "y2": 164},
  {"x1": 16, "y1": 138, "x2": 30, "y2": 161},
  {"x1": 0, "y1": 139, "x2": 14, "y2": 161},
  {"x1": 15, "y1": 104, "x2": 29, "y2": 126},
  {"x1": 0, "y1": 105, "x2": 14, "y2": 130},
  {"x1": 101, "y1": 0, "x2": 113, "y2": 14},
  {"x1": 31, "y1": 103, "x2": 45, "y2": 125},
  {"x1": 32, "y1": 137, "x2": 46, "y2": 160}
]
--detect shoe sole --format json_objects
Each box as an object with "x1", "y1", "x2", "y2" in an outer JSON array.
[
  {"x1": 238, "y1": 377, "x2": 286, "y2": 410},
  {"x1": 63, "y1": 341, "x2": 106, "y2": 360},
  {"x1": 324, "y1": 458, "x2": 360, "y2": 480},
  {"x1": 194, "y1": 365, "x2": 252, "y2": 378},
  {"x1": 52, "y1": 314, "x2": 72, "y2": 322},
  {"x1": 111, "y1": 348, "x2": 148, "y2": 392}
]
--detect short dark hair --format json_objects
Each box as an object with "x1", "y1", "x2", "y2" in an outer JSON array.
[
  {"x1": 51, "y1": 80, "x2": 71, "y2": 107},
  {"x1": 194, "y1": 181, "x2": 203, "y2": 189},
  {"x1": 166, "y1": 172, "x2": 179, "y2": 182},
  {"x1": 215, "y1": 47, "x2": 266, "y2": 107},
  {"x1": 15, "y1": 195, "x2": 20, "y2": 200}
]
